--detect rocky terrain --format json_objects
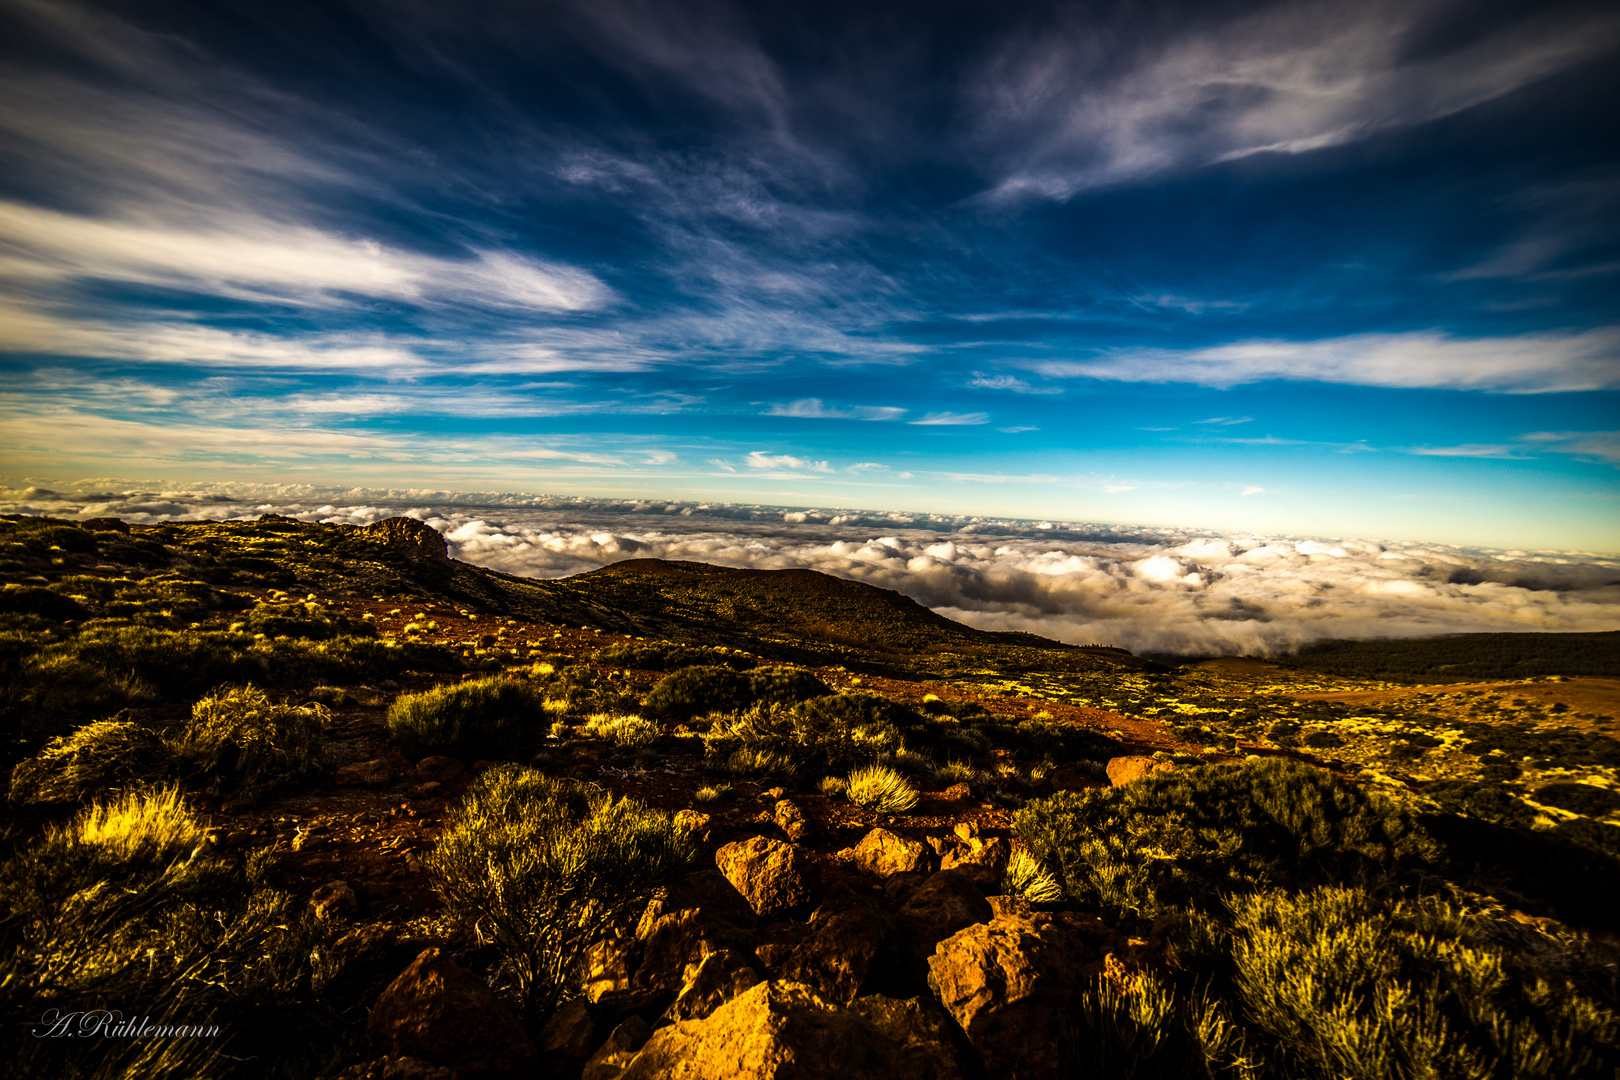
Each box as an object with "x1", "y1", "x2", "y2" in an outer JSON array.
[{"x1": 1, "y1": 512, "x2": 1617, "y2": 1079}]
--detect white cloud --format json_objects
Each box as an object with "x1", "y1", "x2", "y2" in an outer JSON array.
[
  {"x1": 763, "y1": 398, "x2": 906, "y2": 420},
  {"x1": 1516, "y1": 430, "x2": 1620, "y2": 464},
  {"x1": 910, "y1": 412, "x2": 991, "y2": 426},
  {"x1": 745, "y1": 450, "x2": 833, "y2": 473},
  {"x1": 9, "y1": 486, "x2": 1614, "y2": 657},
  {"x1": 1034, "y1": 328, "x2": 1620, "y2": 393},
  {"x1": 1240, "y1": 485, "x2": 1265, "y2": 496},
  {"x1": 0, "y1": 202, "x2": 610, "y2": 312},
  {"x1": 968, "y1": 373, "x2": 1062, "y2": 395},
  {"x1": 975, "y1": 2, "x2": 1620, "y2": 198}
]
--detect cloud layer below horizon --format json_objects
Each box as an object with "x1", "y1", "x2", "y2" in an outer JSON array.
[{"x1": 9, "y1": 485, "x2": 1614, "y2": 658}]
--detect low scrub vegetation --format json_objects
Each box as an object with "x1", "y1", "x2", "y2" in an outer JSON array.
[
  {"x1": 643, "y1": 664, "x2": 831, "y2": 719},
  {"x1": 845, "y1": 763, "x2": 918, "y2": 815},
  {"x1": 594, "y1": 640, "x2": 755, "y2": 671},
  {"x1": 1015, "y1": 758, "x2": 1436, "y2": 925},
  {"x1": 427, "y1": 765, "x2": 693, "y2": 1014},
  {"x1": 387, "y1": 675, "x2": 543, "y2": 760},
  {"x1": 0, "y1": 786, "x2": 332, "y2": 1079},
  {"x1": 8, "y1": 715, "x2": 171, "y2": 805},
  {"x1": 173, "y1": 685, "x2": 332, "y2": 796},
  {"x1": 580, "y1": 712, "x2": 659, "y2": 749}
]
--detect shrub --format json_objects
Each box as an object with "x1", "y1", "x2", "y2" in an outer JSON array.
[
  {"x1": 8, "y1": 715, "x2": 172, "y2": 805},
  {"x1": 0, "y1": 786, "x2": 328, "y2": 1079},
  {"x1": 248, "y1": 600, "x2": 371, "y2": 640},
  {"x1": 428, "y1": 765, "x2": 694, "y2": 1014},
  {"x1": 594, "y1": 641, "x2": 755, "y2": 671},
  {"x1": 173, "y1": 686, "x2": 331, "y2": 796},
  {"x1": 702, "y1": 698, "x2": 901, "y2": 780},
  {"x1": 935, "y1": 760, "x2": 978, "y2": 785},
  {"x1": 846, "y1": 764, "x2": 918, "y2": 815},
  {"x1": 750, "y1": 666, "x2": 833, "y2": 706},
  {"x1": 695, "y1": 784, "x2": 732, "y2": 803},
  {"x1": 818, "y1": 775, "x2": 849, "y2": 797},
  {"x1": 1068, "y1": 970, "x2": 1247, "y2": 1080},
  {"x1": 387, "y1": 675, "x2": 543, "y2": 760},
  {"x1": 1014, "y1": 759, "x2": 1437, "y2": 925},
  {"x1": 644, "y1": 665, "x2": 756, "y2": 718},
  {"x1": 1534, "y1": 782, "x2": 1620, "y2": 816},
  {"x1": 0, "y1": 584, "x2": 86, "y2": 621},
  {"x1": 1225, "y1": 887, "x2": 1620, "y2": 1079},
  {"x1": 1002, "y1": 847, "x2": 1063, "y2": 905},
  {"x1": 581, "y1": 713, "x2": 659, "y2": 749}
]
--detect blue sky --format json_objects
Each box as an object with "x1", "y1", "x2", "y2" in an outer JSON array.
[{"x1": 1, "y1": 0, "x2": 1617, "y2": 550}]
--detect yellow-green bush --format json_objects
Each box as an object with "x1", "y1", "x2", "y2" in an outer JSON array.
[
  {"x1": 845, "y1": 763, "x2": 918, "y2": 814},
  {"x1": 0, "y1": 786, "x2": 328, "y2": 1079},
  {"x1": 386, "y1": 675, "x2": 542, "y2": 759},
  {"x1": 173, "y1": 686, "x2": 331, "y2": 796},
  {"x1": 8, "y1": 716, "x2": 171, "y2": 805},
  {"x1": 427, "y1": 765, "x2": 694, "y2": 1014}
]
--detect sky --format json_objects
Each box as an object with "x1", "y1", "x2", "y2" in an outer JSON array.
[{"x1": 1, "y1": 0, "x2": 1618, "y2": 552}]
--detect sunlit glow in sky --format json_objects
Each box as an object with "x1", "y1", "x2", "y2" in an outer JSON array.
[{"x1": 1, "y1": 0, "x2": 1616, "y2": 550}]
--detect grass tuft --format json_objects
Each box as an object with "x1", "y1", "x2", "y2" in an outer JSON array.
[
  {"x1": 845, "y1": 763, "x2": 919, "y2": 815},
  {"x1": 386, "y1": 675, "x2": 542, "y2": 760},
  {"x1": 174, "y1": 685, "x2": 331, "y2": 796}
]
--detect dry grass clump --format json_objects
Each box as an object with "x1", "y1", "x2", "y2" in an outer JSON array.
[
  {"x1": 695, "y1": 783, "x2": 733, "y2": 803},
  {"x1": 581, "y1": 713, "x2": 659, "y2": 749},
  {"x1": 174, "y1": 685, "x2": 331, "y2": 796},
  {"x1": 428, "y1": 764, "x2": 694, "y2": 1015},
  {"x1": 1002, "y1": 847, "x2": 1063, "y2": 905},
  {"x1": 846, "y1": 763, "x2": 919, "y2": 815},
  {"x1": 818, "y1": 775, "x2": 849, "y2": 797},
  {"x1": 386, "y1": 675, "x2": 542, "y2": 759},
  {"x1": 8, "y1": 716, "x2": 172, "y2": 805},
  {"x1": 0, "y1": 786, "x2": 327, "y2": 1079}
]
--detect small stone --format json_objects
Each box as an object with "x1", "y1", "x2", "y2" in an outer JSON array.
[
  {"x1": 673, "y1": 809, "x2": 712, "y2": 835},
  {"x1": 310, "y1": 880, "x2": 359, "y2": 922},
  {"x1": 414, "y1": 756, "x2": 467, "y2": 784},
  {"x1": 851, "y1": 827, "x2": 929, "y2": 879},
  {"x1": 763, "y1": 786, "x2": 786, "y2": 800},
  {"x1": 941, "y1": 782, "x2": 971, "y2": 801},
  {"x1": 953, "y1": 821, "x2": 979, "y2": 841},
  {"x1": 337, "y1": 760, "x2": 393, "y2": 787},
  {"x1": 773, "y1": 799, "x2": 813, "y2": 842}
]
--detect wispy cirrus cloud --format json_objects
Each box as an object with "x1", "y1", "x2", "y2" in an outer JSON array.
[
  {"x1": 910, "y1": 411, "x2": 990, "y2": 426},
  {"x1": 973, "y1": 1, "x2": 1620, "y2": 199},
  {"x1": 1035, "y1": 328, "x2": 1620, "y2": 393},
  {"x1": 763, "y1": 398, "x2": 906, "y2": 420}
]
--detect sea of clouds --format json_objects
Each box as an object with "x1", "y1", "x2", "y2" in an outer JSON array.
[{"x1": 6, "y1": 483, "x2": 1617, "y2": 658}]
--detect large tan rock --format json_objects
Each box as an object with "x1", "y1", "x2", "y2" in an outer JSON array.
[
  {"x1": 634, "y1": 907, "x2": 753, "y2": 993},
  {"x1": 715, "y1": 836, "x2": 818, "y2": 917},
  {"x1": 538, "y1": 998, "x2": 600, "y2": 1061},
  {"x1": 618, "y1": 981, "x2": 911, "y2": 1079},
  {"x1": 776, "y1": 902, "x2": 894, "y2": 1003},
  {"x1": 366, "y1": 948, "x2": 538, "y2": 1079},
  {"x1": 850, "y1": 995, "x2": 969, "y2": 1080},
  {"x1": 896, "y1": 869, "x2": 992, "y2": 963},
  {"x1": 1105, "y1": 755, "x2": 1175, "y2": 787},
  {"x1": 664, "y1": 947, "x2": 762, "y2": 1022},
  {"x1": 926, "y1": 912, "x2": 1098, "y2": 1080},
  {"x1": 851, "y1": 827, "x2": 929, "y2": 878},
  {"x1": 414, "y1": 755, "x2": 467, "y2": 784},
  {"x1": 583, "y1": 1016, "x2": 652, "y2": 1080},
  {"x1": 940, "y1": 835, "x2": 1010, "y2": 891}
]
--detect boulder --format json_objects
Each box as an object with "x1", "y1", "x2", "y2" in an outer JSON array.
[
  {"x1": 941, "y1": 782, "x2": 972, "y2": 801},
  {"x1": 582, "y1": 1016, "x2": 651, "y2": 1080},
  {"x1": 777, "y1": 902, "x2": 894, "y2": 1003},
  {"x1": 367, "y1": 948, "x2": 538, "y2": 1079},
  {"x1": 1105, "y1": 755, "x2": 1174, "y2": 787},
  {"x1": 773, "y1": 799, "x2": 813, "y2": 842},
  {"x1": 310, "y1": 880, "x2": 359, "y2": 922},
  {"x1": 851, "y1": 827, "x2": 929, "y2": 879},
  {"x1": 896, "y1": 870, "x2": 992, "y2": 963},
  {"x1": 618, "y1": 981, "x2": 912, "y2": 1079},
  {"x1": 538, "y1": 998, "x2": 600, "y2": 1061},
  {"x1": 635, "y1": 907, "x2": 754, "y2": 993},
  {"x1": 715, "y1": 836, "x2": 818, "y2": 918},
  {"x1": 673, "y1": 809, "x2": 712, "y2": 836},
  {"x1": 410, "y1": 782, "x2": 444, "y2": 800},
  {"x1": 664, "y1": 947, "x2": 762, "y2": 1022},
  {"x1": 850, "y1": 995, "x2": 969, "y2": 1080},
  {"x1": 414, "y1": 755, "x2": 467, "y2": 784},
  {"x1": 585, "y1": 933, "x2": 636, "y2": 1002},
  {"x1": 940, "y1": 835, "x2": 1010, "y2": 892},
  {"x1": 337, "y1": 760, "x2": 394, "y2": 787},
  {"x1": 926, "y1": 912, "x2": 1098, "y2": 1080}
]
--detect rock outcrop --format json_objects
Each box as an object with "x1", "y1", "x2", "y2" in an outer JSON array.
[
  {"x1": 850, "y1": 827, "x2": 929, "y2": 878},
  {"x1": 614, "y1": 981, "x2": 913, "y2": 1079},
  {"x1": 715, "y1": 836, "x2": 818, "y2": 917}
]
